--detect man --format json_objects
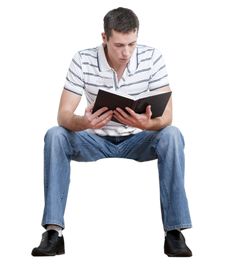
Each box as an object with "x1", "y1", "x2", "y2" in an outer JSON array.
[{"x1": 32, "y1": 7, "x2": 192, "y2": 257}]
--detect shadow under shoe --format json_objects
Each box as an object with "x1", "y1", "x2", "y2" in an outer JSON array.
[
  {"x1": 164, "y1": 230, "x2": 192, "y2": 257},
  {"x1": 31, "y1": 230, "x2": 65, "y2": 256}
]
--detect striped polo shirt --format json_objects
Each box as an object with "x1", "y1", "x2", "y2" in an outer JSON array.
[{"x1": 64, "y1": 44, "x2": 169, "y2": 136}]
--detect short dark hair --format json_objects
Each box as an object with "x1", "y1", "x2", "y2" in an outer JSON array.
[{"x1": 103, "y1": 7, "x2": 139, "y2": 40}]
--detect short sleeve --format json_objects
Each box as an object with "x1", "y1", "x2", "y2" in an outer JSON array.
[
  {"x1": 149, "y1": 49, "x2": 169, "y2": 91},
  {"x1": 64, "y1": 52, "x2": 85, "y2": 96}
]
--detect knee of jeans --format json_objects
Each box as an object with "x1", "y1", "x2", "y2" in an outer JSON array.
[
  {"x1": 44, "y1": 126, "x2": 69, "y2": 143},
  {"x1": 161, "y1": 126, "x2": 185, "y2": 146}
]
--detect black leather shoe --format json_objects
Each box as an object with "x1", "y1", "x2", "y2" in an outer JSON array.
[
  {"x1": 164, "y1": 230, "x2": 192, "y2": 257},
  {"x1": 31, "y1": 230, "x2": 65, "y2": 256}
]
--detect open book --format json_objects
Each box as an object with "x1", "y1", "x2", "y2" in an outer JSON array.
[{"x1": 92, "y1": 89, "x2": 172, "y2": 119}]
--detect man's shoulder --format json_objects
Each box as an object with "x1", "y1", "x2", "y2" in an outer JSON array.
[
  {"x1": 79, "y1": 47, "x2": 98, "y2": 56},
  {"x1": 137, "y1": 44, "x2": 161, "y2": 59},
  {"x1": 137, "y1": 44, "x2": 155, "y2": 50},
  {"x1": 73, "y1": 46, "x2": 99, "y2": 60}
]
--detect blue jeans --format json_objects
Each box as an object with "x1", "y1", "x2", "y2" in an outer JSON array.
[{"x1": 42, "y1": 126, "x2": 192, "y2": 231}]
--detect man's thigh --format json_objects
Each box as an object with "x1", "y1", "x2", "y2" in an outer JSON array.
[
  {"x1": 118, "y1": 130, "x2": 162, "y2": 162},
  {"x1": 70, "y1": 130, "x2": 117, "y2": 162}
]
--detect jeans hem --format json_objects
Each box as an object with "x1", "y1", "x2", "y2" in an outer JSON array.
[
  {"x1": 164, "y1": 224, "x2": 192, "y2": 232},
  {"x1": 41, "y1": 220, "x2": 65, "y2": 230}
]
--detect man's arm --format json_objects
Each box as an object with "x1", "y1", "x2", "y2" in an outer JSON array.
[
  {"x1": 145, "y1": 86, "x2": 172, "y2": 130},
  {"x1": 145, "y1": 95, "x2": 172, "y2": 131},
  {"x1": 113, "y1": 86, "x2": 172, "y2": 131},
  {"x1": 57, "y1": 89, "x2": 113, "y2": 131}
]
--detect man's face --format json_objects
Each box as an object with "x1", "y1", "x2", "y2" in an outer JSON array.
[{"x1": 102, "y1": 29, "x2": 138, "y2": 68}]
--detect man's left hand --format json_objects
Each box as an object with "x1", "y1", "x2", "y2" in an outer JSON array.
[{"x1": 113, "y1": 105, "x2": 152, "y2": 130}]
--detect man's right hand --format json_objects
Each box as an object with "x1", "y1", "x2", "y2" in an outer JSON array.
[
  {"x1": 82, "y1": 103, "x2": 113, "y2": 129},
  {"x1": 57, "y1": 90, "x2": 113, "y2": 131}
]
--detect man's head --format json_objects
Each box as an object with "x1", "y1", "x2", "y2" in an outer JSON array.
[
  {"x1": 102, "y1": 7, "x2": 139, "y2": 70},
  {"x1": 103, "y1": 7, "x2": 139, "y2": 40}
]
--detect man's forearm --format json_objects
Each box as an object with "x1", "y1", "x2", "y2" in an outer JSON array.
[
  {"x1": 145, "y1": 116, "x2": 172, "y2": 131},
  {"x1": 57, "y1": 111, "x2": 87, "y2": 132},
  {"x1": 146, "y1": 95, "x2": 173, "y2": 131}
]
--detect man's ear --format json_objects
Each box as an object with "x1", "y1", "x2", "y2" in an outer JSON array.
[{"x1": 101, "y1": 32, "x2": 107, "y2": 44}]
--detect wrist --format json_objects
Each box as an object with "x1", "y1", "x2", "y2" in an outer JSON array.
[
  {"x1": 144, "y1": 118, "x2": 155, "y2": 130},
  {"x1": 76, "y1": 115, "x2": 88, "y2": 131},
  {"x1": 144, "y1": 118, "x2": 163, "y2": 131}
]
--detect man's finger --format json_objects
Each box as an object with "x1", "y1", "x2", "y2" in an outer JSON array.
[
  {"x1": 146, "y1": 105, "x2": 152, "y2": 119},
  {"x1": 91, "y1": 107, "x2": 109, "y2": 118}
]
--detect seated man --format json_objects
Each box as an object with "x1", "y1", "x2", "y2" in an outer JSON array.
[{"x1": 32, "y1": 7, "x2": 192, "y2": 257}]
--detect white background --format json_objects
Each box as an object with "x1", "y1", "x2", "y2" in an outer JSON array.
[{"x1": 0, "y1": 0, "x2": 236, "y2": 273}]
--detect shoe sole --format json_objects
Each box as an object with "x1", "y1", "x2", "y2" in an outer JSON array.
[
  {"x1": 165, "y1": 251, "x2": 192, "y2": 257},
  {"x1": 31, "y1": 249, "x2": 65, "y2": 256}
]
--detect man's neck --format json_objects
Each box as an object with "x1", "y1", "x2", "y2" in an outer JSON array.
[{"x1": 104, "y1": 46, "x2": 127, "y2": 79}]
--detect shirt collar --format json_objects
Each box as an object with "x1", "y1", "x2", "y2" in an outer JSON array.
[{"x1": 97, "y1": 44, "x2": 138, "y2": 75}]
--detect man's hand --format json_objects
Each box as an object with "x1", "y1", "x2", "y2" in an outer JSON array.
[
  {"x1": 82, "y1": 103, "x2": 113, "y2": 129},
  {"x1": 113, "y1": 105, "x2": 152, "y2": 130}
]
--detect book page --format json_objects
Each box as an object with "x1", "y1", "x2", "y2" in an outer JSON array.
[
  {"x1": 136, "y1": 89, "x2": 170, "y2": 100},
  {"x1": 101, "y1": 89, "x2": 133, "y2": 100}
]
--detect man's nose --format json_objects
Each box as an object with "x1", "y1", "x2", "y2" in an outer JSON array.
[{"x1": 122, "y1": 47, "x2": 129, "y2": 57}]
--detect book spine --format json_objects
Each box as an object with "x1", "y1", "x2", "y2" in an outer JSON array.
[{"x1": 132, "y1": 100, "x2": 138, "y2": 111}]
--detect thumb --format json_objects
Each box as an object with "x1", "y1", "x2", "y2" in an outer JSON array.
[{"x1": 146, "y1": 105, "x2": 152, "y2": 119}]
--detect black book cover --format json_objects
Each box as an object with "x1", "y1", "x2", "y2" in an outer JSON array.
[{"x1": 92, "y1": 89, "x2": 172, "y2": 121}]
